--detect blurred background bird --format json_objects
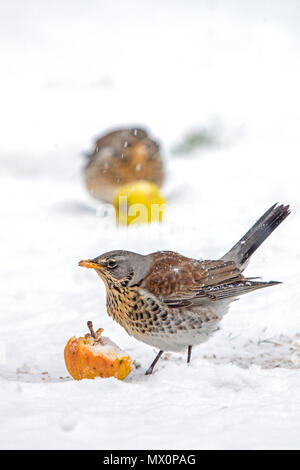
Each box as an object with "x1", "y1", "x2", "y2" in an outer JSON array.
[{"x1": 84, "y1": 127, "x2": 165, "y2": 203}]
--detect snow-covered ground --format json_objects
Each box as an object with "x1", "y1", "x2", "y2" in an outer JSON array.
[{"x1": 1, "y1": 0, "x2": 300, "y2": 449}]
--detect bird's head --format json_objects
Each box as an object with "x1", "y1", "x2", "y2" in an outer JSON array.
[{"x1": 78, "y1": 250, "x2": 152, "y2": 287}]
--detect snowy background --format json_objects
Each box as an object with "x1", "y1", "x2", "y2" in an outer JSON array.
[{"x1": 1, "y1": 0, "x2": 300, "y2": 449}]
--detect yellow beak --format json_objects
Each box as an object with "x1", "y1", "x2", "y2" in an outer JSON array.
[{"x1": 78, "y1": 260, "x2": 103, "y2": 270}]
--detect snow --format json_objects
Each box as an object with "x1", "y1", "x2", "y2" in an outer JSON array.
[
  {"x1": 89, "y1": 334, "x2": 130, "y2": 361},
  {"x1": 1, "y1": 0, "x2": 300, "y2": 450}
]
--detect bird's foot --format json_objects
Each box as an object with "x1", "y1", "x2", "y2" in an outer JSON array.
[{"x1": 187, "y1": 345, "x2": 192, "y2": 364}]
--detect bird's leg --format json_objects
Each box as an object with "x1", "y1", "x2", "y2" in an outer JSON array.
[
  {"x1": 145, "y1": 350, "x2": 164, "y2": 375},
  {"x1": 187, "y1": 345, "x2": 192, "y2": 364}
]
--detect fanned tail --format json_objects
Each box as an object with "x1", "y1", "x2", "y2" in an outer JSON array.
[{"x1": 222, "y1": 203, "x2": 290, "y2": 270}]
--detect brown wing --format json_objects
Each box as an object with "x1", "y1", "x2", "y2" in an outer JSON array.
[{"x1": 141, "y1": 251, "x2": 278, "y2": 307}]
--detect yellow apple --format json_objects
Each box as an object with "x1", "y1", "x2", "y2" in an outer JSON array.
[
  {"x1": 64, "y1": 322, "x2": 132, "y2": 381},
  {"x1": 113, "y1": 180, "x2": 167, "y2": 225}
]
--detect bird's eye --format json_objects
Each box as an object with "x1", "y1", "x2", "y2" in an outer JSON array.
[{"x1": 107, "y1": 259, "x2": 117, "y2": 269}]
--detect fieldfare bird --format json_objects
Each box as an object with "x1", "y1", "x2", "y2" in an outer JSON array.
[
  {"x1": 84, "y1": 128, "x2": 164, "y2": 203},
  {"x1": 79, "y1": 203, "x2": 290, "y2": 374}
]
